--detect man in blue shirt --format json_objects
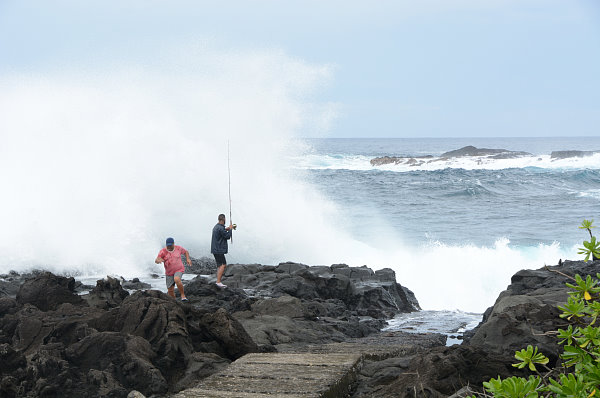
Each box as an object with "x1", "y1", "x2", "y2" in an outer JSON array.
[{"x1": 211, "y1": 213, "x2": 234, "y2": 288}]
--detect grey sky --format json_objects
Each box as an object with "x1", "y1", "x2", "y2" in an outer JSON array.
[{"x1": 1, "y1": 0, "x2": 599, "y2": 137}]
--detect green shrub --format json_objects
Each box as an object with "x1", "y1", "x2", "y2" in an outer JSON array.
[
  {"x1": 578, "y1": 220, "x2": 600, "y2": 262},
  {"x1": 471, "y1": 220, "x2": 600, "y2": 398}
]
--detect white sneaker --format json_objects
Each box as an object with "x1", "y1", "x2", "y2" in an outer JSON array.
[{"x1": 216, "y1": 282, "x2": 227, "y2": 288}]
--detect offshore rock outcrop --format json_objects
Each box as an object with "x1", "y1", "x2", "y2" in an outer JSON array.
[
  {"x1": 439, "y1": 146, "x2": 531, "y2": 159},
  {"x1": 550, "y1": 150, "x2": 600, "y2": 159},
  {"x1": 370, "y1": 145, "x2": 532, "y2": 167},
  {"x1": 370, "y1": 155, "x2": 434, "y2": 167}
]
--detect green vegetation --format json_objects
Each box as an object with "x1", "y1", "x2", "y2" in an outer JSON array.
[
  {"x1": 472, "y1": 220, "x2": 600, "y2": 398},
  {"x1": 578, "y1": 220, "x2": 600, "y2": 262}
]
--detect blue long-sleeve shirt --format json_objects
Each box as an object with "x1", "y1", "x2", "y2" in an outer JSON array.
[{"x1": 211, "y1": 223, "x2": 231, "y2": 254}]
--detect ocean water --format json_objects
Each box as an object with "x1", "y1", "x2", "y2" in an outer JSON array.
[
  {"x1": 297, "y1": 137, "x2": 600, "y2": 248},
  {"x1": 289, "y1": 137, "x2": 600, "y2": 314}
]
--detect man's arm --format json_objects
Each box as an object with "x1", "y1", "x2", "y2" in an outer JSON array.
[
  {"x1": 222, "y1": 226, "x2": 232, "y2": 240},
  {"x1": 184, "y1": 249, "x2": 192, "y2": 266},
  {"x1": 155, "y1": 256, "x2": 164, "y2": 264}
]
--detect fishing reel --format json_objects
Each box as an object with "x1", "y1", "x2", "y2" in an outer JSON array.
[{"x1": 232, "y1": 224, "x2": 237, "y2": 230}]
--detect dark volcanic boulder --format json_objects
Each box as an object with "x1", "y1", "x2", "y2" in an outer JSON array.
[
  {"x1": 464, "y1": 260, "x2": 600, "y2": 362},
  {"x1": 16, "y1": 272, "x2": 86, "y2": 311},
  {"x1": 186, "y1": 256, "x2": 218, "y2": 274},
  {"x1": 0, "y1": 280, "x2": 20, "y2": 298},
  {"x1": 353, "y1": 345, "x2": 528, "y2": 398},
  {"x1": 65, "y1": 332, "x2": 168, "y2": 396},
  {"x1": 233, "y1": 311, "x2": 348, "y2": 347},
  {"x1": 295, "y1": 269, "x2": 352, "y2": 301},
  {"x1": 0, "y1": 344, "x2": 26, "y2": 398},
  {"x1": 85, "y1": 276, "x2": 130, "y2": 309},
  {"x1": 0, "y1": 271, "x2": 24, "y2": 298},
  {"x1": 184, "y1": 276, "x2": 256, "y2": 313},
  {"x1": 0, "y1": 297, "x2": 18, "y2": 317},
  {"x1": 0, "y1": 343, "x2": 26, "y2": 373},
  {"x1": 96, "y1": 289, "x2": 258, "y2": 370},
  {"x1": 173, "y1": 352, "x2": 231, "y2": 391},
  {"x1": 4, "y1": 303, "x2": 102, "y2": 355},
  {"x1": 94, "y1": 290, "x2": 194, "y2": 381},
  {"x1": 200, "y1": 307, "x2": 259, "y2": 359},
  {"x1": 351, "y1": 280, "x2": 419, "y2": 317},
  {"x1": 121, "y1": 277, "x2": 151, "y2": 290},
  {"x1": 275, "y1": 261, "x2": 310, "y2": 274}
]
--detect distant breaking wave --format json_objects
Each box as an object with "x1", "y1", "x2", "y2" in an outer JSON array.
[{"x1": 294, "y1": 151, "x2": 600, "y2": 172}]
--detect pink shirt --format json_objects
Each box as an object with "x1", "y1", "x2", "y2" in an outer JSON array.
[{"x1": 158, "y1": 245, "x2": 187, "y2": 275}]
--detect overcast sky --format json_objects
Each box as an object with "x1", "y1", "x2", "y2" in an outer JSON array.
[{"x1": 1, "y1": 0, "x2": 599, "y2": 137}]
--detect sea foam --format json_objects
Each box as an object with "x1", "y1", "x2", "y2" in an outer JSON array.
[
  {"x1": 294, "y1": 152, "x2": 600, "y2": 172},
  {"x1": 0, "y1": 46, "x2": 342, "y2": 279}
]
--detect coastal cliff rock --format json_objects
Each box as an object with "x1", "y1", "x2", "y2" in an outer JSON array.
[
  {"x1": 462, "y1": 264, "x2": 578, "y2": 361},
  {"x1": 353, "y1": 259, "x2": 600, "y2": 397}
]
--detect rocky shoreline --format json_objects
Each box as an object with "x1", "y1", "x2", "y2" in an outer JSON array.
[
  {"x1": 0, "y1": 262, "x2": 420, "y2": 397},
  {"x1": 1, "y1": 258, "x2": 597, "y2": 397}
]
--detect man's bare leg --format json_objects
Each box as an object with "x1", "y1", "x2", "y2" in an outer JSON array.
[
  {"x1": 174, "y1": 276, "x2": 186, "y2": 299},
  {"x1": 167, "y1": 285, "x2": 175, "y2": 298},
  {"x1": 216, "y1": 264, "x2": 226, "y2": 283}
]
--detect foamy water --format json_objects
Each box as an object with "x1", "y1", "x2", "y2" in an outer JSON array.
[
  {"x1": 0, "y1": 47, "x2": 342, "y2": 278},
  {"x1": 293, "y1": 152, "x2": 600, "y2": 172}
]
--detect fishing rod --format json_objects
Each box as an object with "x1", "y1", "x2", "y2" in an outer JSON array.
[{"x1": 228, "y1": 140, "x2": 233, "y2": 244}]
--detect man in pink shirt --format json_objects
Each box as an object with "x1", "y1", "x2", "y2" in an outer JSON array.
[{"x1": 155, "y1": 237, "x2": 192, "y2": 301}]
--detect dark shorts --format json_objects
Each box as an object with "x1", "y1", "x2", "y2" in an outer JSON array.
[{"x1": 213, "y1": 253, "x2": 227, "y2": 266}]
